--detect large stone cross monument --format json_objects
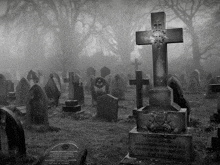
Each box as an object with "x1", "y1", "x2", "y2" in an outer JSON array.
[{"x1": 120, "y1": 12, "x2": 193, "y2": 164}]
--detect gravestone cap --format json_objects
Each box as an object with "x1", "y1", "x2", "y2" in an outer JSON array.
[{"x1": 36, "y1": 141, "x2": 87, "y2": 165}]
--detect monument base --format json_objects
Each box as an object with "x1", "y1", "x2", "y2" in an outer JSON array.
[
  {"x1": 62, "y1": 105, "x2": 81, "y2": 112},
  {"x1": 125, "y1": 127, "x2": 193, "y2": 163}
]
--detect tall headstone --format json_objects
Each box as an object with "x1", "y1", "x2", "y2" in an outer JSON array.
[
  {"x1": 209, "y1": 84, "x2": 220, "y2": 123},
  {"x1": 100, "y1": 66, "x2": 111, "y2": 78},
  {"x1": 44, "y1": 74, "x2": 61, "y2": 106},
  {"x1": 96, "y1": 94, "x2": 118, "y2": 122},
  {"x1": 26, "y1": 84, "x2": 49, "y2": 126},
  {"x1": 0, "y1": 107, "x2": 26, "y2": 156},
  {"x1": 91, "y1": 77, "x2": 109, "y2": 105},
  {"x1": 0, "y1": 74, "x2": 9, "y2": 105},
  {"x1": 15, "y1": 77, "x2": 30, "y2": 106},
  {"x1": 121, "y1": 12, "x2": 192, "y2": 164},
  {"x1": 111, "y1": 74, "x2": 126, "y2": 100}
]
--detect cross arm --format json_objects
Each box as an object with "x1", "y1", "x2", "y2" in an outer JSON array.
[
  {"x1": 142, "y1": 79, "x2": 149, "y2": 85},
  {"x1": 165, "y1": 28, "x2": 183, "y2": 43},
  {"x1": 136, "y1": 31, "x2": 153, "y2": 45}
]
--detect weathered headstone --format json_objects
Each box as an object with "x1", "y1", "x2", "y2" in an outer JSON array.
[
  {"x1": 100, "y1": 66, "x2": 111, "y2": 78},
  {"x1": 52, "y1": 72, "x2": 62, "y2": 92},
  {"x1": 129, "y1": 71, "x2": 149, "y2": 109},
  {"x1": 44, "y1": 74, "x2": 61, "y2": 107},
  {"x1": 96, "y1": 94, "x2": 118, "y2": 122},
  {"x1": 111, "y1": 74, "x2": 126, "y2": 100},
  {"x1": 0, "y1": 74, "x2": 9, "y2": 105},
  {"x1": 15, "y1": 77, "x2": 30, "y2": 106},
  {"x1": 27, "y1": 70, "x2": 39, "y2": 84},
  {"x1": 34, "y1": 142, "x2": 87, "y2": 165},
  {"x1": 120, "y1": 12, "x2": 193, "y2": 164},
  {"x1": 26, "y1": 84, "x2": 49, "y2": 126},
  {"x1": 86, "y1": 67, "x2": 96, "y2": 77},
  {"x1": 91, "y1": 77, "x2": 109, "y2": 105},
  {"x1": 0, "y1": 107, "x2": 26, "y2": 156},
  {"x1": 6, "y1": 80, "x2": 14, "y2": 93},
  {"x1": 73, "y1": 82, "x2": 84, "y2": 105},
  {"x1": 179, "y1": 73, "x2": 188, "y2": 90},
  {"x1": 188, "y1": 69, "x2": 201, "y2": 93}
]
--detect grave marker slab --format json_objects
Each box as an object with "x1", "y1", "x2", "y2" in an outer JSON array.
[
  {"x1": 36, "y1": 142, "x2": 87, "y2": 165},
  {"x1": 209, "y1": 84, "x2": 220, "y2": 123},
  {"x1": 0, "y1": 74, "x2": 9, "y2": 105},
  {"x1": 86, "y1": 67, "x2": 96, "y2": 77},
  {"x1": 111, "y1": 74, "x2": 126, "y2": 100}
]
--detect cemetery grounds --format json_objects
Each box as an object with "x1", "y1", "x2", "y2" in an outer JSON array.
[{"x1": 18, "y1": 87, "x2": 219, "y2": 165}]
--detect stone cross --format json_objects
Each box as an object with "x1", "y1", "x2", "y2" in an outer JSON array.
[
  {"x1": 132, "y1": 58, "x2": 141, "y2": 71},
  {"x1": 136, "y1": 12, "x2": 183, "y2": 88},
  {"x1": 129, "y1": 71, "x2": 149, "y2": 109},
  {"x1": 64, "y1": 72, "x2": 75, "y2": 100}
]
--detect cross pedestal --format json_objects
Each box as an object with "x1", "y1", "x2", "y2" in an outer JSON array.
[{"x1": 120, "y1": 12, "x2": 193, "y2": 164}]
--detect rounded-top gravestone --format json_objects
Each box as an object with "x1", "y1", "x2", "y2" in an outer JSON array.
[
  {"x1": 15, "y1": 77, "x2": 30, "y2": 106},
  {"x1": 26, "y1": 84, "x2": 49, "y2": 126}
]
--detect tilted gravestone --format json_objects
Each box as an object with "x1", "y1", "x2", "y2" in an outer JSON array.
[
  {"x1": 111, "y1": 74, "x2": 126, "y2": 100},
  {"x1": 0, "y1": 74, "x2": 9, "y2": 105},
  {"x1": 96, "y1": 94, "x2": 118, "y2": 122},
  {"x1": 120, "y1": 12, "x2": 193, "y2": 164},
  {"x1": 44, "y1": 74, "x2": 61, "y2": 107},
  {"x1": 0, "y1": 107, "x2": 26, "y2": 156},
  {"x1": 34, "y1": 142, "x2": 87, "y2": 165},
  {"x1": 100, "y1": 66, "x2": 111, "y2": 78},
  {"x1": 52, "y1": 73, "x2": 61, "y2": 92},
  {"x1": 15, "y1": 77, "x2": 30, "y2": 106},
  {"x1": 26, "y1": 84, "x2": 49, "y2": 126},
  {"x1": 91, "y1": 77, "x2": 109, "y2": 105}
]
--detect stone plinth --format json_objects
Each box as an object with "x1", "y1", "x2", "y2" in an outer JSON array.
[
  {"x1": 62, "y1": 100, "x2": 81, "y2": 112},
  {"x1": 127, "y1": 127, "x2": 193, "y2": 162}
]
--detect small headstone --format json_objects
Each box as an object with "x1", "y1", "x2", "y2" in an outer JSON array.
[
  {"x1": 26, "y1": 84, "x2": 49, "y2": 126},
  {"x1": 15, "y1": 77, "x2": 30, "y2": 106},
  {"x1": 27, "y1": 70, "x2": 39, "y2": 84},
  {"x1": 111, "y1": 74, "x2": 126, "y2": 100},
  {"x1": 91, "y1": 77, "x2": 109, "y2": 105},
  {"x1": 188, "y1": 70, "x2": 201, "y2": 93},
  {"x1": 44, "y1": 74, "x2": 61, "y2": 106},
  {"x1": 0, "y1": 107, "x2": 26, "y2": 156},
  {"x1": 86, "y1": 67, "x2": 96, "y2": 77},
  {"x1": 35, "y1": 142, "x2": 87, "y2": 165},
  {"x1": 96, "y1": 94, "x2": 118, "y2": 122},
  {"x1": 205, "y1": 77, "x2": 218, "y2": 99},
  {"x1": 100, "y1": 66, "x2": 111, "y2": 78}
]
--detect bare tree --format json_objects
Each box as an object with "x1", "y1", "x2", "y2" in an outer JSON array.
[{"x1": 159, "y1": 0, "x2": 220, "y2": 72}]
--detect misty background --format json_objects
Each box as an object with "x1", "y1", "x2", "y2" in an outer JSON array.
[{"x1": 0, "y1": 0, "x2": 219, "y2": 79}]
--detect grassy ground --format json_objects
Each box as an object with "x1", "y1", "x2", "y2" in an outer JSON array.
[{"x1": 3, "y1": 87, "x2": 220, "y2": 165}]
